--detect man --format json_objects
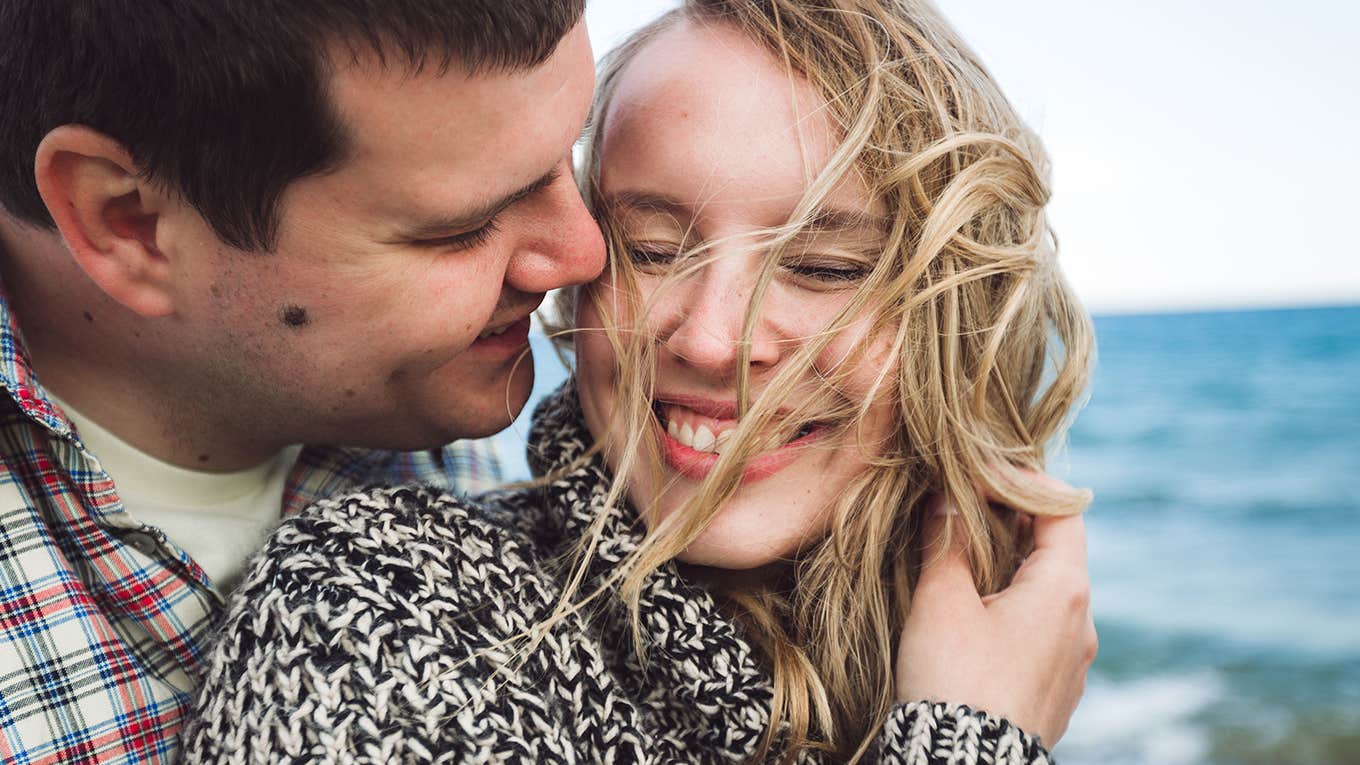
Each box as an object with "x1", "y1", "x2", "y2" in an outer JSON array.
[{"x1": 0, "y1": 2, "x2": 604, "y2": 762}]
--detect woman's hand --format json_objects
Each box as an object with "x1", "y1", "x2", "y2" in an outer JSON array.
[{"x1": 895, "y1": 498, "x2": 1097, "y2": 747}]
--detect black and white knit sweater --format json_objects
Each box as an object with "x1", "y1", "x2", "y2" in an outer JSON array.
[{"x1": 181, "y1": 386, "x2": 1053, "y2": 764}]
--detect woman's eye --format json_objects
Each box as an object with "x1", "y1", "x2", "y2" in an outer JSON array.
[
  {"x1": 626, "y1": 244, "x2": 682, "y2": 269},
  {"x1": 783, "y1": 259, "x2": 872, "y2": 284}
]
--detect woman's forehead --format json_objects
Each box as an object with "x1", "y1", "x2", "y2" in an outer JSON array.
[
  {"x1": 603, "y1": 21, "x2": 832, "y2": 167},
  {"x1": 599, "y1": 20, "x2": 882, "y2": 229}
]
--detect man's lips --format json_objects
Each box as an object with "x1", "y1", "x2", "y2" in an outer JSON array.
[
  {"x1": 477, "y1": 298, "x2": 543, "y2": 339},
  {"x1": 469, "y1": 314, "x2": 532, "y2": 352},
  {"x1": 469, "y1": 297, "x2": 543, "y2": 352}
]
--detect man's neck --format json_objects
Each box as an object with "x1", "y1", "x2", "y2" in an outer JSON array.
[
  {"x1": 1, "y1": 216, "x2": 283, "y2": 471},
  {"x1": 38, "y1": 361, "x2": 283, "y2": 472}
]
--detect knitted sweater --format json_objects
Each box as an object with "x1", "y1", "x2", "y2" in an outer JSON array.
[{"x1": 181, "y1": 386, "x2": 1053, "y2": 764}]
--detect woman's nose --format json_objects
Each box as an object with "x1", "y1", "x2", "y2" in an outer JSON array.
[{"x1": 656, "y1": 266, "x2": 782, "y2": 378}]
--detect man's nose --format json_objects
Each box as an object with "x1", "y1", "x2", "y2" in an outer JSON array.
[{"x1": 504, "y1": 165, "x2": 606, "y2": 294}]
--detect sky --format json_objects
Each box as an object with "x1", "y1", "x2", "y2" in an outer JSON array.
[{"x1": 584, "y1": 1, "x2": 1360, "y2": 314}]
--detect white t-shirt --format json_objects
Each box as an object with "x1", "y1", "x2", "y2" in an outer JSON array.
[{"x1": 52, "y1": 395, "x2": 299, "y2": 594}]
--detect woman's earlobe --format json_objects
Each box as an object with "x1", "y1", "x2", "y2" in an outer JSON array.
[{"x1": 33, "y1": 125, "x2": 176, "y2": 318}]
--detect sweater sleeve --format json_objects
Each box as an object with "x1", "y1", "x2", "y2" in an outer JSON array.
[{"x1": 874, "y1": 701, "x2": 1054, "y2": 765}]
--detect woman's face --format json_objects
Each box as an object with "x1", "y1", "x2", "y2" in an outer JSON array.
[{"x1": 577, "y1": 20, "x2": 898, "y2": 569}]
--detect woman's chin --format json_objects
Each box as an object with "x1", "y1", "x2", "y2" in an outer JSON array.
[
  {"x1": 673, "y1": 529, "x2": 801, "y2": 571},
  {"x1": 637, "y1": 489, "x2": 830, "y2": 572}
]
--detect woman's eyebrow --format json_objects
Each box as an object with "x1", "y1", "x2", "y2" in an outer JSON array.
[
  {"x1": 604, "y1": 190, "x2": 692, "y2": 219},
  {"x1": 605, "y1": 191, "x2": 885, "y2": 235},
  {"x1": 802, "y1": 207, "x2": 887, "y2": 234}
]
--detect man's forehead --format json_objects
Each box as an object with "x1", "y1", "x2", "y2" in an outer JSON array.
[
  {"x1": 326, "y1": 23, "x2": 592, "y2": 154},
  {"x1": 311, "y1": 25, "x2": 594, "y2": 225}
]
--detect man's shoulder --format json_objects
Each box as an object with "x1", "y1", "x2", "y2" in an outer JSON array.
[
  {"x1": 331, "y1": 438, "x2": 507, "y2": 496},
  {"x1": 185, "y1": 486, "x2": 580, "y2": 765}
]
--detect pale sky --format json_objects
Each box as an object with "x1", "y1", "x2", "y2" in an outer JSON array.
[{"x1": 585, "y1": 1, "x2": 1360, "y2": 314}]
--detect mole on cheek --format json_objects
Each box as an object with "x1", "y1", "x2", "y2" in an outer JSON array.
[{"x1": 279, "y1": 305, "x2": 310, "y2": 328}]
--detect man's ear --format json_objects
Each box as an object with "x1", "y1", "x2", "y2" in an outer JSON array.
[{"x1": 34, "y1": 125, "x2": 176, "y2": 317}]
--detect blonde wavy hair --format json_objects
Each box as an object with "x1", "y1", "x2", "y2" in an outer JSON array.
[{"x1": 547, "y1": 0, "x2": 1094, "y2": 761}]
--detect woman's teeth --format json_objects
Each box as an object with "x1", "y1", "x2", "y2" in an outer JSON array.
[
  {"x1": 478, "y1": 324, "x2": 511, "y2": 339},
  {"x1": 663, "y1": 414, "x2": 817, "y2": 454},
  {"x1": 666, "y1": 420, "x2": 733, "y2": 454}
]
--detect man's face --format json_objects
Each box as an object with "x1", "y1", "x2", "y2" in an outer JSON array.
[{"x1": 160, "y1": 23, "x2": 604, "y2": 450}]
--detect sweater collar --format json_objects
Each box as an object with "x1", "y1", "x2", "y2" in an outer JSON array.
[
  {"x1": 524, "y1": 378, "x2": 641, "y2": 567},
  {"x1": 524, "y1": 382, "x2": 777, "y2": 758}
]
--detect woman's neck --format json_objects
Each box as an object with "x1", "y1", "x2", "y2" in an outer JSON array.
[{"x1": 677, "y1": 559, "x2": 796, "y2": 592}]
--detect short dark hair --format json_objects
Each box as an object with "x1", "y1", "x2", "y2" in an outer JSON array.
[{"x1": 0, "y1": 0, "x2": 586, "y2": 250}]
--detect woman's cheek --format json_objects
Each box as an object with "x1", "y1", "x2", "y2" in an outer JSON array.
[
  {"x1": 574, "y1": 300, "x2": 618, "y2": 447},
  {"x1": 815, "y1": 319, "x2": 897, "y2": 392}
]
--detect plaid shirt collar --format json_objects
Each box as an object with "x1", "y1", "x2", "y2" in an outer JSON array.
[{"x1": 0, "y1": 279, "x2": 76, "y2": 440}]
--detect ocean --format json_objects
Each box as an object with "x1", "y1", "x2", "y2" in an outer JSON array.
[
  {"x1": 495, "y1": 304, "x2": 1360, "y2": 764},
  {"x1": 1056, "y1": 305, "x2": 1360, "y2": 765}
]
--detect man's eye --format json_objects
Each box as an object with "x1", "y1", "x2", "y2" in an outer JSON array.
[{"x1": 415, "y1": 217, "x2": 501, "y2": 251}]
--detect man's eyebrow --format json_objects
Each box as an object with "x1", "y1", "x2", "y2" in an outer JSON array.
[{"x1": 401, "y1": 166, "x2": 561, "y2": 239}]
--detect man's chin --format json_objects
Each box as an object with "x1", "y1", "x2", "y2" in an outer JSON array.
[
  {"x1": 431, "y1": 377, "x2": 535, "y2": 443},
  {"x1": 445, "y1": 410, "x2": 521, "y2": 442},
  {"x1": 351, "y1": 417, "x2": 513, "y2": 451},
  {"x1": 354, "y1": 365, "x2": 536, "y2": 449}
]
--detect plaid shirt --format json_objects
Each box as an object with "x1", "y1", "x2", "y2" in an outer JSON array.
[{"x1": 0, "y1": 283, "x2": 504, "y2": 764}]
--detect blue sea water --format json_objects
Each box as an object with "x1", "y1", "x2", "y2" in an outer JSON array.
[
  {"x1": 497, "y1": 304, "x2": 1360, "y2": 764},
  {"x1": 1057, "y1": 306, "x2": 1360, "y2": 765}
]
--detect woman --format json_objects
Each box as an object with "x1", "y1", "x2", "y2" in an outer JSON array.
[{"x1": 183, "y1": 1, "x2": 1095, "y2": 762}]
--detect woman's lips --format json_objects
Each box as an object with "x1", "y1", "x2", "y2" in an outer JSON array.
[{"x1": 658, "y1": 415, "x2": 828, "y2": 483}]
